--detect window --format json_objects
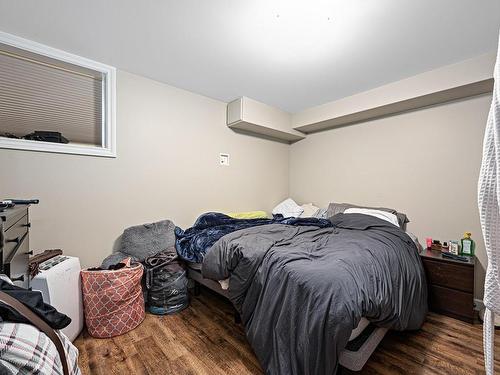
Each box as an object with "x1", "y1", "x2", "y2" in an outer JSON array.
[{"x1": 0, "y1": 32, "x2": 116, "y2": 157}]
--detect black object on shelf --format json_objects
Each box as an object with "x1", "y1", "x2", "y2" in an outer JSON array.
[
  {"x1": 4, "y1": 199, "x2": 40, "y2": 205},
  {"x1": 0, "y1": 133, "x2": 21, "y2": 139},
  {"x1": 24, "y1": 131, "x2": 69, "y2": 144}
]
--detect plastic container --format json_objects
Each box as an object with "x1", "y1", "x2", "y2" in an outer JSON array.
[{"x1": 461, "y1": 232, "x2": 475, "y2": 256}]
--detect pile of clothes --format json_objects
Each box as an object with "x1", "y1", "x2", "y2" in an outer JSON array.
[{"x1": 101, "y1": 219, "x2": 189, "y2": 316}]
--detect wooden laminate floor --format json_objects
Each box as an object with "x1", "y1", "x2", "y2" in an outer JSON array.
[{"x1": 75, "y1": 288, "x2": 500, "y2": 375}]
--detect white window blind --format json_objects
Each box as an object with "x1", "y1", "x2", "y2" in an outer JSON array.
[
  {"x1": 0, "y1": 43, "x2": 104, "y2": 146},
  {"x1": 0, "y1": 31, "x2": 116, "y2": 157}
]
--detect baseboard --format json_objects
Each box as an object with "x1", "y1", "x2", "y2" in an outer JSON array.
[{"x1": 474, "y1": 298, "x2": 485, "y2": 311}]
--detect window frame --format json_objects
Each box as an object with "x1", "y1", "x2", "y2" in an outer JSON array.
[{"x1": 0, "y1": 31, "x2": 116, "y2": 157}]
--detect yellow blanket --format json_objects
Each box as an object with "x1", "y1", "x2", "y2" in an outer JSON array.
[{"x1": 227, "y1": 211, "x2": 268, "y2": 219}]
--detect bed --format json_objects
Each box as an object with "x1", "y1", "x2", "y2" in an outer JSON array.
[
  {"x1": 179, "y1": 211, "x2": 427, "y2": 375},
  {"x1": 187, "y1": 262, "x2": 384, "y2": 372}
]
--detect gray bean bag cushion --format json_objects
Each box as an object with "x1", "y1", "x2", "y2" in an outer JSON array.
[{"x1": 119, "y1": 219, "x2": 176, "y2": 262}]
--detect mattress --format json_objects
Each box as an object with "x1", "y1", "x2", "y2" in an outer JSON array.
[{"x1": 187, "y1": 263, "x2": 369, "y2": 342}]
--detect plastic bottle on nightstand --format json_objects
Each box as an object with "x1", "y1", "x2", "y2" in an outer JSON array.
[{"x1": 460, "y1": 232, "x2": 475, "y2": 256}]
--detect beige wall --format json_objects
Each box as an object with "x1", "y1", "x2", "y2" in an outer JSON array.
[
  {"x1": 0, "y1": 68, "x2": 491, "y2": 300},
  {"x1": 289, "y1": 94, "x2": 491, "y2": 299},
  {"x1": 0, "y1": 71, "x2": 289, "y2": 267}
]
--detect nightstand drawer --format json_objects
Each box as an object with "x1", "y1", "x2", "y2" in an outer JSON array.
[
  {"x1": 429, "y1": 285, "x2": 474, "y2": 322},
  {"x1": 422, "y1": 258, "x2": 474, "y2": 293}
]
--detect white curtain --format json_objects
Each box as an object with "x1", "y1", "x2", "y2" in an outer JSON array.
[{"x1": 479, "y1": 31, "x2": 500, "y2": 375}]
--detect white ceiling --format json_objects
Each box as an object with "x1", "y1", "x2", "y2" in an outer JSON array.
[{"x1": 0, "y1": 0, "x2": 499, "y2": 113}]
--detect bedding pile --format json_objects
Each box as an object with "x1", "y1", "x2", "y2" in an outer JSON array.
[
  {"x1": 202, "y1": 213, "x2": 427, "y2": 375},
  {"x1": 175, "y1": 212, "x2": 332, "y2": 263}
]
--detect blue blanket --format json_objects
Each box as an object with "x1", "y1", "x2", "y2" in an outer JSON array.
[{"x1": 175, "y1": 212, "x2": 332, "y2": 262}]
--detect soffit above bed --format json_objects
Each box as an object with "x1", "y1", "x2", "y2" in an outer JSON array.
[{"x1": 227, "y1": 52, "x2": 495, "y2": 143}]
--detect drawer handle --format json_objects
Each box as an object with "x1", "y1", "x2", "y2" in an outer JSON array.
[
  {"x1": 22, "y1": 223, "x2": 31, "y2": 228},
  {"x1": 11, "y1": 275, "x2": 25, "y2": 283},
  {"x1": 26, "y1": 250, "x2": 33, "y2": 256},
  {"x1": 6, "y1": 236, "x2": 20, "y2": 244}
]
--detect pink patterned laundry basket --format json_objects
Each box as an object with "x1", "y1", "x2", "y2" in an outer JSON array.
[{"x1": 81, "y1": 262, "x2": 145, "y2": 338}]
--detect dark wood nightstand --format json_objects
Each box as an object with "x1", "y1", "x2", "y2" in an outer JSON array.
[{"x1": 419, "y1": 249, "x2": 475, "y2": 323}]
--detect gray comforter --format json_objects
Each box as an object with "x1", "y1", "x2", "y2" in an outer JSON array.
[{"x1": 202, "y1": 213, "x2": 427, "y2": 375}]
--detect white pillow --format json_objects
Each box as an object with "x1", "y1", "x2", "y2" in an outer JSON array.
[
  {"x1": 344, "y1": 208, "x2": 400, "y2": 227},
  {"x1": 272, "y1": 198, "x2": 304, "y2": 218},
  {"x1": 299, "y1": 203, "x2": 320, "y2": 218}
]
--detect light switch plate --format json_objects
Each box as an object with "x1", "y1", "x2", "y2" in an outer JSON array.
[{"x1": 219, "y1": 153, "x2": 230, "y2": 166}]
